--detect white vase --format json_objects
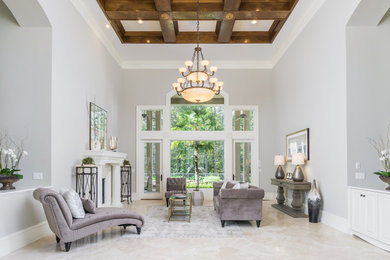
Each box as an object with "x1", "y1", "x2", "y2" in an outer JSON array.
[{"x1": 192, "y1": 190, "x2": 204, "y2": 206}]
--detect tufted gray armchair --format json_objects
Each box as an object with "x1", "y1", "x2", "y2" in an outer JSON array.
[{"x1": 164, "y1": 178, "x2": 187, "y2": 206}]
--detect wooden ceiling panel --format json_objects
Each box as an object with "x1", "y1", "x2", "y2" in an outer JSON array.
[{"x1": 98, "y1": 0, "x2": 299, "y2": 44}]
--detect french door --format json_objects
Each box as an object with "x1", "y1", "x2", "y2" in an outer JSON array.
[
  {"x1": 139, "y1": 140, "x2": 163, "y2": 199},
  {"x1": 233, "y1": 140, "x2": 255, "y2": 183}
]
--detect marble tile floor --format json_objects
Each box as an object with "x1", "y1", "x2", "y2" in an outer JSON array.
[{"x1": 3, "y1": 200, "x2": 390, "y2": 260}]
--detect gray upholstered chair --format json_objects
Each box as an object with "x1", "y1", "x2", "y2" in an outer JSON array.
[
  {"x1": 33, "y1": 188, "x2": 144, "y2": 252},
  {"x1": 213, "y1": 181, "x2": 264, "y2": 228},
  {"x1": 164, "y1": 177, "x2": 187, "y2": 206}
]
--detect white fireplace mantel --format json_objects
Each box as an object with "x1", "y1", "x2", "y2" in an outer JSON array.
[
  {"x1": 84, "y1": 150, "x2": 127, "y2": 165},
  {"x1": 84, "y1": 150, "x2": 127, "y2": 207}
]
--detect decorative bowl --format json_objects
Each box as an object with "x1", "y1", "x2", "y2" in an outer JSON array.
[
  {"x1": 379, "y1": 176, "x2": 390, "y2": 190},
  {"x1": 0, "y1": 175, "x2": 20, "y2": 190}
]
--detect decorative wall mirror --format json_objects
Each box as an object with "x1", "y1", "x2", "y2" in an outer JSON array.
[{"x1": 89, "y1": 102, "x2": 107, "y2": 150}]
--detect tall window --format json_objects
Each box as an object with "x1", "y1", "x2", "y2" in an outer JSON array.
[
  {"x1": 170, "y1": 141, "x2": 224, "y2": 188},
  {"x1": 137, "y1": 92, "x2": 258, "y2": 199}
]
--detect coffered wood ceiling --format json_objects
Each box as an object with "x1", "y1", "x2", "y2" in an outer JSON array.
[{"x1": 97, "y1": 0, "x2": 299, "y2": 44}]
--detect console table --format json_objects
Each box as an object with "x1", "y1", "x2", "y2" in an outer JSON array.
[{"x1": 271, "y1": 178, "x2": 311, "y2": 218}]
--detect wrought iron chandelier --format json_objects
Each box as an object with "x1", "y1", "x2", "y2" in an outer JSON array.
[{"x1": 172, "y1": 0, "x2": 224, "y2": 103}]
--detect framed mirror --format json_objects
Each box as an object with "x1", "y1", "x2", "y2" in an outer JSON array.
[{"x1": 89, "y1": 102, "x2": 107, "y2": 150}]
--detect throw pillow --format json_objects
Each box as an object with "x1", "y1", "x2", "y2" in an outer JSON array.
[
  {"x1": 240, "y1": 182, "x2": 249, "y2": 189},
  {"x1": 61, "y1": 189, "x2": 85, "y2": 219},
  {"x1": 232, "y1": 182, "x2": 241, "y2": 189},
  {"x1": 226, "y1": 181, "x2": 236, "y2": 189},
  {"x1": 81, "y1": 198, "x2": 96, "y2": 214}
]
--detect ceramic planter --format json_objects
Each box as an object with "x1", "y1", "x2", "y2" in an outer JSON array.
[{"x1": 192, "y1": 190, "x2": 204, "y2": 206}]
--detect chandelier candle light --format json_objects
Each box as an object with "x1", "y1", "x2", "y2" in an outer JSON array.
[{"x1": 172, "y1": 0, "x2": 224, "y2": 103}]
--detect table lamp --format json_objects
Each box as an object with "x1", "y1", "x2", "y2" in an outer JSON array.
[
  {"x1": 274, "y1": 155, "x2": 285, "y2": 179},
  {"x1": 292, "y1": 153, "x2": 305, "y2": 182}
]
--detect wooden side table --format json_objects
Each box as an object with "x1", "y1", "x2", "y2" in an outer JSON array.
[{"x1": 271, "y1": 178, "x2": 311, "y2": 218}]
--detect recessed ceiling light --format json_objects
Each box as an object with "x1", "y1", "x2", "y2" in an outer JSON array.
[
  {"x1": 251, "y1": 20, "x2": 257, "y2": 25},
  {"x1": 105, "y1": 24, "x2": 110, "y2": 29},
  {"x1": 146, "y1": 39, "x2": 150, "y2": 43},
  {"x1": 137, "y1": 19, "x2": 144, "y2": 24}
]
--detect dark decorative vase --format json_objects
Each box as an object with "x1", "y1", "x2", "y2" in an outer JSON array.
[
  {"x1": 0, "y1": 175, "x2": 20, "y2": 190},
  {"x1": 275, "y1": 165, "x2": 285, "y2": 179},
  {"x1": 379, "y1": 176, "x2": 390, "y2": 190},
  {"x1": 308, "y1": 179, "x2": 321, "y2": 223},
  {"x1": 292, "y1": 165, "x2": 304, "y2": 182}
]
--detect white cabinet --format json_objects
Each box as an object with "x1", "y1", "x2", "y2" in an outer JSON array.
[
  {"x1": 349, "y1": 187, "x2": 390, "y2": 251},
  {"x1": 378, "y1": 194, "x2": 390, "y2": 245}
]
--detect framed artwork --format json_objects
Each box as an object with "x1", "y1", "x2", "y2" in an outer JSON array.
[
  {"x1": 286, "y1": 128, "x2": 310, "y2": 161},
  {"x1": 89, "y1": 102, "x2": 107, "y2": 150}
]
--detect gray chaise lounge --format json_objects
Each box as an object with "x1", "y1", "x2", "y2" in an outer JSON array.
[
  {"x1": 33, "y1": 188, "x2": 144, "y2": 252},
  {"x1": 213, "y1": 181, "x2": 264, "y2": 227}
]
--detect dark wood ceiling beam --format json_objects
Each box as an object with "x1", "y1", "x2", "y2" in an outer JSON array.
[
  {"x1": 218, "y1": 0, "x2": 241, "y2": 43},
  {"x1": 104, "y1": 0, "x2": 291, "y2": 12},
  {"x1": 105, "y1": 10, "x2": 290, "y2": 20},
  {"x1": 110, "y1": 20, "x2": 125, "y2": 43},
  {"x1": 122, "y1": 31, "x2": 271, "y2": 43},
  {"x1": 154, "y1": 1, "x2": 176, "y2": 43}
]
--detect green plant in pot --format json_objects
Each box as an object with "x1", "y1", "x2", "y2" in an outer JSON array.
[
  {"x1": 369, "y1": 126, "x2": 390, "y2": 190},
  {"x1": 0, "y1": 133, "x2": 27, "y2": 190},
  {"x1": 81, "y1": 157, "x2": 95, "y2": 166},
  {"x1": 123, "y1": 160, "x2": 131, "y2": 167}
]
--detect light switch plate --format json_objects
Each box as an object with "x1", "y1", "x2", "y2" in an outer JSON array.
[
  {"x1": 355, "y1": 172, "x2": 365, "y2": 180},
  {"x1": 33, "y1": 172, "x2": 43, "y2": 180},
  {"x1": 355, "y1": 162, "x2": 361, "y2": 169}
]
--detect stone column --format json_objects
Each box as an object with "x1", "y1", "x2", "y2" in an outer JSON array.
[{"x1": 111, "y1": 164, "x2": 121, "y2": 207}]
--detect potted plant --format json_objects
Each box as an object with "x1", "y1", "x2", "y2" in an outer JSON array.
[
  {"x1": 123, "y1": 160, "x2": 131, "y2": 167},
  {"x1": 0, "y1": 133, "x2": 27, "y2": 190},
  {"x1": 81, "y1": 157, "x2": 95, "y2": 166},
  {"x1": 369, "y1": 126, "x2": 390, "y2": 190}
]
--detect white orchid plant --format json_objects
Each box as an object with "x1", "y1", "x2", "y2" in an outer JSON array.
[
  {"x1": 0, "y1": 133, "x2": 27, "y2": 179},
  {"x1": 369, "y1": 126, "x2": 390, "y2": 177}
]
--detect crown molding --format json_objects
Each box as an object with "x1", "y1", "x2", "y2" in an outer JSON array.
[
  {"x1": 70, "y1": 0, "x2": 123, "y2": 66},
  {"x1": 71, "y1": 0, "x2": 325, "y2": 70},
  {"x1": 271, "y1": 0, "x2": 326, "y2": 66}
]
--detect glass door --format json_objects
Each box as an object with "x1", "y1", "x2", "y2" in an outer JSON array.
[
  {"x1": 233, "y1": 141, "x2": 253, "y2": 183},
  {"x1": 142, "y1": 141, "x2": 162, "y2": 199}
]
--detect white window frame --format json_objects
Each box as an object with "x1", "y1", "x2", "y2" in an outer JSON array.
[{"x1": 136, "y1": 90, "x2": 259, "y2": 199}]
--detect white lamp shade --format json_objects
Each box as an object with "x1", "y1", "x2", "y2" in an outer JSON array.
[
  {"x1": 182, "y1": 87, "x2": 215, "y2": 103},
  {"x1": 292, "y1": 153, "x2": 305, "y2": 165},
  {"x1": 274, "y1": 155, "x2": 285, "y2": 166}
]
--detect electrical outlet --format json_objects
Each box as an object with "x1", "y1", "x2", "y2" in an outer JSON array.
[
  {"x1": 33, "y1": 172, "x2": 43, "y2": 180},
  {"x1": 355, "y1": 172, "x2": 365, "y2": 180}
]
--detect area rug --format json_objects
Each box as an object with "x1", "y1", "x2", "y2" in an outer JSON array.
[{"x1": 126, "y1": 206, "x2": 245, "y2": 238}]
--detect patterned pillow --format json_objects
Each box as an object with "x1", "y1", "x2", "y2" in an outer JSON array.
[{"x1": 60, "y1": 188, "x2": 85, "y2": 219}]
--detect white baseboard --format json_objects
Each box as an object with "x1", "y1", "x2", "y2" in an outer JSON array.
[
  {"x1": 320, "y1": 210, "x2": 349, "y2": 234},
  {"x1": 264, "y1": 192, "x2": 276, "y2": 201},
  {"x1": 0, "y1": 221, "x2": 51, "y2": 258}
]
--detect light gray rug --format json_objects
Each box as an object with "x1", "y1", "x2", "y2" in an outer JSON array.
[{"x1": 126, "y1": 206, "x2": 245, "y2": 238}]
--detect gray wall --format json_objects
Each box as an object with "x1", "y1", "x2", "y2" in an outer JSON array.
[
  {"x1": 272, "y1": 0, "x2": 359, "y2": 220},
  {"x1": 121, "y1": 69, "x2": 276, "y2": 192},
  {"x1": 38, "y1": 0, "x2": 125, "y2": 189},
  {"x1": 0, "y1": 0, "x2": 51, "y2": 187},
  {"x1": 347, "y1": 10, "x2": 390, "y2": 188}
]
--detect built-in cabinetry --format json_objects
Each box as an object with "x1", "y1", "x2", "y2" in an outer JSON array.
[{"x1": 349, "y1": 186, "x2": 390, "y2": 251}]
